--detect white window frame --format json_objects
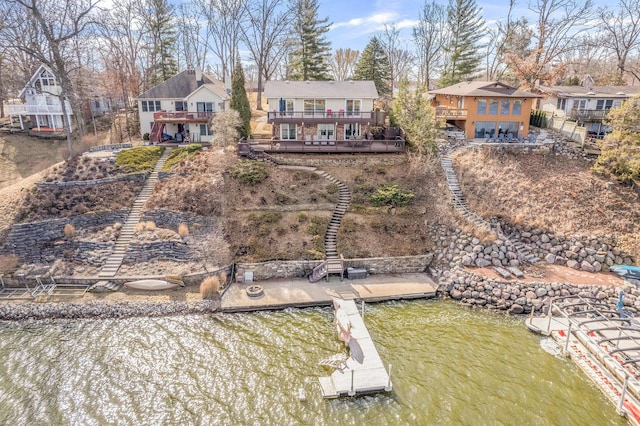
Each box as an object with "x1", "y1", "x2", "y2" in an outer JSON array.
[
  {"x1": 345, "y1": 99, "x2": 361, "y2": 117},
  {"x1": 317, "y1": 123, "x2": 335, "y2": 140},
  {"x1": 280, "y1": 123, "x2": 297, "y2": 140}
]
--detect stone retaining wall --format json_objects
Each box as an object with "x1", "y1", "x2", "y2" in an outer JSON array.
[
  {"x1": 236, "y1": 254, "x2": 433, "y2": 281},
  {"x1": 141, "y1": 210, "x2": 214, "y2": 230},
  {"x1": 37, "y1": 173, "x2": 147, "y2": 189},
  {"x1": 89, "y1": 143, "x2": 133, "y2": 152},
  {"x1": 441, "y1": 266, "x2": 640, "y2": 315},
  {"x1": 1, "y1": 211, "x2": 128, "y2": 260},
  {"x1": 476, "y1": 142, "x2": 555, "y2": 155},
  {"x1": 124, "y1": 241, "x2": 191, "y2": 263}
]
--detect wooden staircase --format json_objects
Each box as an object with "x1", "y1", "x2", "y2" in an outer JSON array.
[
  {"x1": 149, "y1": 122, "x2": 165, "y2": 144},
  {"x1": 98, "y1": 148, "x2": 172, "y2": 278}
]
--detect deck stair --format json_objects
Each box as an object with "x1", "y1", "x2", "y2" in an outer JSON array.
[
  {"x1": 98, "y1": 148, "x2": 172, "y2": 278},
  {"x1": 440, "y1": 148, "x2": 539, "y2": 265},
  {"x1": 149, "y1": 122, "x2": 165, "y2": 144}
]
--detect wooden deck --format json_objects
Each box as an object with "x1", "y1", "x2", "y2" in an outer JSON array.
[
  {"x1": 246, "y1": 139, "x2": 405, "y2": 154},
  {"x1": 319, "y1": 299, "x2": 392, "y2": 398}
]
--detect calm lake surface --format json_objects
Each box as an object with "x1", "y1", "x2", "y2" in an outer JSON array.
[{"x1": 0, "y1": 300, "x2": 627, "y2": 425}]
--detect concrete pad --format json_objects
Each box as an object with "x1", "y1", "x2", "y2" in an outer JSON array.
[{"x1": 220, "y1": 273, "x2": 438, "y2": 312}]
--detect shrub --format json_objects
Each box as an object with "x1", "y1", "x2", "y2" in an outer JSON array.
[
  {"x1": 143, "y1": 133, "x2": 150, "y2": 141},
  {"x1": 113, "y1": 222, "x2": 122, "y2": 230},
  {"x1": 249, "y1": 212, "x2": 282, "y2": 226},
  {"x1": 298, "y1": 212, "x2": 308, "y2": 223},
  {"x1": 178, "y1": 223, "x2": 189, "y2": 238},
  {"x1": 326, "y1": 183, "x2": 339, "y2": 194},
  {"x1": 163, "y1": 144, "x2": 203, "y2": 171},
  {"x1": 63, "y1": 223, "x2": 75, "y2": 238},
  {"x1": 274, "y1": 192, "x2": 292, "y2": 204},
  {"x1": 135, "y1": 222, "x2": 146, "y2": 232},
  {"x1": 370, "y1": 183, "x2": 415, "y2": 207},
  {"x1": 218, "y1": 271, "x2": 227, "y2": 286},
  {"x1": 115, "y1": 146, "x2": 164, "y2": 173},
  {"x1": 145, "y1": 221, "x2": 156, "y2": 231},
  {"x1": 200, "y1": 276, "x2": 220, "y2": 299},
  {"x1": 229, "y1": 160, "x2": 268, "y2": 185},
  {"x1": 0, "y1": 255, "x2": 19, "y2": 274}
]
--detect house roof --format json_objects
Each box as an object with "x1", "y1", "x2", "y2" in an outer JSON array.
[
  {"x1": 264, "y1": 80, "x2": 379, "y2": 99},
  {"x1": 429, "y1": 81, "x2": 540, "y2": 98},
  {"x1": 136, "y1": 70, "x2": 229, "y2": 100},
  {"x1": 18, "y1": 64, "x2": 56, "y2": 98},
  {"x1": 537, "y1": 84, "x2": 640, "y2": 99}
]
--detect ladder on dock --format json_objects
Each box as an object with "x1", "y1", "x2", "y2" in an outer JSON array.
[{"x1": 319, "y1": 299, "x2": 392, "y2": 398}]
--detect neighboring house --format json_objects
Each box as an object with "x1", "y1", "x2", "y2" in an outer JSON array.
[
  {"x1": 136, "y1": 69, "x2": 230, "y2": 144},
  {"x1": 537, "y1": 84, "x2": 639, "y2": 136},
  {"x1": 429, "y1": 81, "x2": 540, "y2": 140},
  {"x1": 264, "y1": 80, "x2": 382, "y2": 142},
  {"x1": 6, "y1": 64, "x2": 73, "y2": 131}
]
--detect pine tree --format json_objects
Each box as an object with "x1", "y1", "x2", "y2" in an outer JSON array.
[
  {"x1": 439, "y1": 0, "x2": 485, "y2": 87},
  {"x1": 391, "y1": 78, "x2": 436, "y2": 154},
  {"x1": 353, "y1": 37, "x2": 391, "y2": 97},
  {"x1": 230, "y1": 58, "x2": 252, "y2": 139},
  {"x1": 289, "y1": 0, "x2": 332, "y2": 81},
  {"x1": 148, "y1": 0, "x2": 178, "y2": 86}
]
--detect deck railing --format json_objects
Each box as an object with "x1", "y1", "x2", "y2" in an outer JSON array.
[
  {"x1": 5, "y1": 103, "x2": 72, "y2": 115},
  {"x1": 267, "y1": 110, "x2": 375, "y2": 122},
  {"x1": 570, "y1": 109, "x2": 609, "y2": 121},
  {"x1": 434, "y1": 107, "x2": 467, "y2": 119},
  {"x1": 153, "y1": 111, "x2": 215, "y2": 121}
]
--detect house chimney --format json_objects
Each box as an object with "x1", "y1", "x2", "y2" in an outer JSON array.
[{"x1": 195, "y1": 66, "x2": 203, "y2": 85}]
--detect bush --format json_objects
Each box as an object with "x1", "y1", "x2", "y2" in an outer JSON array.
[
  {"x1": 229, "y1": 160, "x2": 268, "y2": 185},
  {"x1": 370, "y1": 183, "x2": 415, "y2": 207},
  {"x1": 163, "y1": 144, "x2": 203, "y2": 171},
  {"x1": 178, "y1": 223, "x2": 189, "y2": 238},
  {"x1": 115, "y1": 146, "x2": 164, "y2": 173},
  {"x1": 200, "y1": 276, "x2": 220, "y2": 299},
  {"x1": 143, "y1": 133, "x2": 150, "y2": 141},
  {"x1": 63, "y1": 223, "x2": 75, "y2": 238}
]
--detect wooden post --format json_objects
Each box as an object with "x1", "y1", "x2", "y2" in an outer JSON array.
[{"x1": 349, "y1": 369, "x2": 355, "y2": 396}]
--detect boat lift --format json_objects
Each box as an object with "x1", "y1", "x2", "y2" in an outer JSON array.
[{"x1": 526, "y1": 294, "x2": 640, "y2": 425}]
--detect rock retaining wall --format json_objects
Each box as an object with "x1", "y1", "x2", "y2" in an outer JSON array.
[
  {"x1": 89, "y1": 143, "x2": 133, "y2": 152},
  {"x1": 2, "y1": 211, "x2": 128, "y2": 260},
  {"x1": 441, "y1": 266, "x2": 640, "y2": 315},
  {"x1": 236, "y1": 254, "x2": 433, "y2": 281},
  {"x1": 37, "y1": 173, "x2": 146, "y2": 189},
  {"x1": 271, "y1": 155, "x2": 406, "y2": 168},
  {"x1": 141, "y1": 210, "x2": 213, "y2": 230},
  {"x1": 125, "y1": 241, "x2": 191, "y2": 263}
]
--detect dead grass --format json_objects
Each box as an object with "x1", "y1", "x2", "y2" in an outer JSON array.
[
  {"x1": 455, "y1": 148, "x2": 640, "y2": 256},
  {"x1": 178, "y1": 223, "x2": 189, "y2": 237},
  {"x1": 200, "y1": 276, "x2": 220, "y2": 299},
  {"x1": 0, "y1": 254, "x2": 19, "y2": 274},
  {"x1": 63, "y1": 223, "x2": 75, "y2": 238}
]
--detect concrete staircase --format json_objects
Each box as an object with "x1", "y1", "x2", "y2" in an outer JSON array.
[
  {"x1": 98, "y1": 148, "x2": 172, "y2": 278},
  {"x1": 441, "y1": 149, "x2": 539, "y2": 265}
]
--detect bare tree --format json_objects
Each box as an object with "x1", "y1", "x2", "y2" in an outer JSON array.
[
  {"x1": 176, "y1": 2, "x2": 212, "y2": 71},
  {"x1": 330, "y1": 48, "x2": 359, "y2": 81},
  {"x1": 240, "y1": 0, "x2": 292, "y2": 110},
  {"x1": 559, "y1": 33, "x2": 610, "y2": 83},
  {"x1": 377, "y1": 24, "x2": 414, "y2": 92},
  {"x1": 598, "y1": 0, "x2": 640, "y2": 84},
  {"x1": 505, "y1": 0, "x2": 594, "y2": 89},
  {"x1": 412, "y1": 0, "x2": 447, "y2": 89},
  {"x1": 196, "y1": 0, "x2": 246, "y2": 80},
  {"x1": 0, "y1": 0, "x2": 101, "y2": 155}
]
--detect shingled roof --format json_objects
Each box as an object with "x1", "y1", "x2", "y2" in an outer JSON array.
[
  {"x1": 136, "y1": 70, "x2": 229, "y2": 100},
  {"x1": 537, "y1": 84, "x2": 639, "y2": 98},
  {"x1": 264, "y1": 80, "x2": 379, "y2": 99},
  {"x1": 430, "y1": 81, "x2": 539, "y2": 98}
]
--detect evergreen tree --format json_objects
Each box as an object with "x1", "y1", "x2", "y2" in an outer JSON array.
[
  {"x1": 391, "y1": 78, "x2": 436, "y2": 154},
  {"x1": 147, "y1": 0, "x2": 178, "y2": 86},
  {"x1": 230, "y1": 58, "x2": 252, "y2": 139},
  {"x1": 289, "y1": 0, "x2": 332, "y2": 80},
  {"x1": 439, "y1": 0, "x2": 485, "y2": 87},
  {"x1": 353, "y1": 37, "x2": 392, "y2": 97}
]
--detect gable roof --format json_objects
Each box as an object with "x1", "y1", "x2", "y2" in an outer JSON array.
[
  {"x1": 264, "y1": 80, "x2": 379, "y2": 99},
  {"x1": 537, "y1": 84, "x2": 639, "y2": 99},
  {"x1": 429, "y1": 81, "x2": 539, "y2": 98},
  {"x1": 18, "y1": 64, "x2": 57, "y2": 98},
  {"x1": 136, "y1": 69, "x2": 229, "y2": 100}
]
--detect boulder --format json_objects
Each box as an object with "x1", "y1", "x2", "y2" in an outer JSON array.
[
  {"x1": 580, "y1": 261, "x2": 595, "y2": 273},
  {"x1": 567, "y1": 259, "x2": 580, "y2": 270},
  {"x1": 509, "y1": 304, "x2": 525, "y2": 315},
  {"x1": 545, "y1": 253, "x2": 556, "y2": 264},
  {"x1": 450, "y1": 289, "x2": 462, "y2": 300},
  {"x1": 535, "y1": 287, "x2": 548, "y2": 297},
  {"x1": 476, "y1": 258, "x2": 492, "y2": 267}
]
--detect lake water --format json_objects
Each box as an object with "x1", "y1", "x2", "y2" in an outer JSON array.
[{"x1": 0, "y1": 300, "x2": 626, "y2": 425}]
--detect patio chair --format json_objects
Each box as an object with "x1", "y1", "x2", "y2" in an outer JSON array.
[
  {"x1": 497, "y1": 134, "x2": 505, "y2": 143},
  {"x1": 326, "y1": 109, "x2": 333, "y2": 118},
  {"x1": 528, "y1": 134, "x2": 536, "y2": 143},
  {"x1": 484, "y1": 134, "x2": 490, "y2": 142},
  {"x1": 518, "y1": 134, "x2": 524, "y2": 142}
]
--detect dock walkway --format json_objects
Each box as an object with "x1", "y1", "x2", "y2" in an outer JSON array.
[{"x1": 319, "y1": 299, "x2": 391, "y2": 398}]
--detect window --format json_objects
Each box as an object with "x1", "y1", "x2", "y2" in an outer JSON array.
[
  {"x1": 199, "y1": 124, "x2": 211, "y2": 136},
  {"x1": 474, "y1": 121, "x2": 495, "y2": 138},
  {"x1": 175, "y1": 101, "x2": 186, "y2": 111},
  {"x1": 556, "y1": 98, "x2": 566, "y2": 110},
  {"x1": 317, "y1": 123, "x2": 335, "y2": 139},
  {"x1": 572, "y1": 99, "x2": 587, "y2": 110},
  {"x1": 512, "y1": 100, "x2": 522, "y2": 115},
  {"x1": 596, "y1": 99, "x2": 613, "y2": 110},
  {"x1": 141, "y1": 100, "x2": 161, "y2": 112},
  {"x1": 197, "y1": 102, "x2": 214, "y2": 112},
  {"x1": 477, "y1": 99, "x2": 487, "y2": 115},
  {"x1": 346, "y1": 99, "x2": 361, "y2": 116},
  {"x1": 281, "y1": 124, "x2": 296, "y2": 140},
  {"x1": 500, "y1": 99, "x2": 510, "y2": 115},
  {"x1": 345, "y1": 123, "x2": 361, "y2": 139},
  {"x1": 285, "y1": 99, "x2": 294, "y2": 115},
  {"x1": 303, "y1": 99, "x2": 325, "y2": 116},
  {"x1": 488, "y1": 99, "x2": 498, "y2": 115}
]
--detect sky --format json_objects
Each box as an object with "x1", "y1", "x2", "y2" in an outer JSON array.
[{"x1": 317, "y1": 0, "x2": 607, "y2": 52}]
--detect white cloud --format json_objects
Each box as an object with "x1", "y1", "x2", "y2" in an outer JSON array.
[{"x1": 332, "y1": 12, "x2": 399, "y2": 29}]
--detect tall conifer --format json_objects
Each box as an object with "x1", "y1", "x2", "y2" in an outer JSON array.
[
  {"x1": 439, "y1": 0, "x2": 485, "y2": 87},
  {"x1": 148, "y1": 0, "x2": 178, "y2": 86},
  {"x1": 230, "y1": 58, "x2": 251, "y2": 139},
  {"x1": 353, "y1": 37, "x2": 391, "y2": 97},
  {"x1": 289, "y1": 0, "x2": 332, "y2": 80}
]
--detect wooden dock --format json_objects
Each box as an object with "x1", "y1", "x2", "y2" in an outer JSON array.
[{"x1": 319, "y1": 299, "x2": 392, "y2": 398}]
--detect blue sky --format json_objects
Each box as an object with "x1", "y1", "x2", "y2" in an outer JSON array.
[{"x1": 318, "y1": 0, "x2": 604, "y2": 52}]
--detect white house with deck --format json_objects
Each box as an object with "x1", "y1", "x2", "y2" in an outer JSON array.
[
  {"x1": 136, "y1": 69, "x2": 230, "y2": 144},
  {"x1": 6, "y1": 64, "x2": 73, "y2": 131}
]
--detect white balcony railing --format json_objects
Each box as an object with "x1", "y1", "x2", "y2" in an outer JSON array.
[{"x1": 5, "y1": 103, "x2": 72, "y2": 115}]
